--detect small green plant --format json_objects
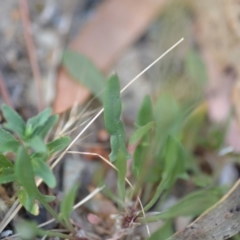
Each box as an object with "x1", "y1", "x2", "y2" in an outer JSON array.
[
  {"x1": 0, "y1": 105, "x2": 81, "y2": 238},
  {"x1": 102, "y1": 74, "x2": 224, "y2": 238}
]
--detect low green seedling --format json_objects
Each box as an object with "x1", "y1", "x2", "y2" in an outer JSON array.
[
  {"x1": 103, "y1": 74, "x2": 223, "y2": 238},
  {"x1": 0, "y1": 105, "x2": 80, "y2": 236}
]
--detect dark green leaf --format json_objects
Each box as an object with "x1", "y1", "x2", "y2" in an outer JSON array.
[
  {"x1": 2, "y1": 104, "x2": 25, "y2": 137},
  {"x1": 25, "y1": 108, "x2": 52, "y2": 137},
  {"x1": 0, "y1": 140, "x2": 20, "y2": 153},
  {"x1": 130, "y1": 121, "x2": 155, "y2": 144},
  {"x1": 47, "y1": 136, "x2": 71, "y2": 155},
  {"x1": 62, "y1": 50, "x2": 106, "y2": 102},
  {"x1": 0, "y1": 128, "x2": 16, "y2": 144},
  {"x1": 32, "y1": 157, "x2": 56, "y2": 188}
]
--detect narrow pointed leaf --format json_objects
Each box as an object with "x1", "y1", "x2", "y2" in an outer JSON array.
[
  {"x1": 129, "y1": 121, "x2": 155, "y2": 144},
  {"x1": 60, "y1": 184, "x2": 78, "y2": 221},
  {"x1": 35, "y1": 115, "x2": 59, "y2": 139},
  {"x1": 144, "y1": 135, "x2": 186, "y2": 211},
  {"x1": 136, "y1": 95, "x2": 154, "y2": 127},
  {"x1": 47, "y1": 136, "x2": 71, "y2": 155}
]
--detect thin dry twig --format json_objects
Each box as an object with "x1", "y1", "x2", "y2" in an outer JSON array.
[
  {"x1": 0, "y1": 70, "x2": 13, "y2": 107},
  {"x1": 19, "y1": 0, "x2": 43, "y2": 111},
  {"x1": 67, "y1": 150, "x2": 150, "y2": 236}
]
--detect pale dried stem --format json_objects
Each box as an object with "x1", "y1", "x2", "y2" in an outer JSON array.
[
  {"x1": 19, "y1": 0, "x2": 43, "y2": 111},
  {"x1": 0, "y1": 71, "x2": 13, "y2": 107}
]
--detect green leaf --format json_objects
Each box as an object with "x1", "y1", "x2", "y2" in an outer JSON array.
[
  {"x1": 136, "y1": 95, "x2": 154, "y2": 127},
  {"x1": 62, "y1": 50, "x2": 106, "y2": 102},
  {"x1": 18, "y1": 189, "x2": 39, "y2": 215},
  {"x1": 35, "y1": 115, "x2": 59, "y2": 139},
  {"x1": 103, "y1": 74, "x2": 130, "y2": 162},
  {"x1": 60, "y1": 185, "x2": 78, "y2": 222},
  {"x1": 0, "y1": 154, "x2": 13, "y2": 168},
  {"x1": 0, "y1": 140, "x2": 20, "y2": 153},
  {"x1": 132, "y1": 136, "x2": 149, "y2": 177},
  {"x1": 47, "y1": 136, "x2": 71, "y2": 155},
  {"x1": 103, "y1": 74, "x2": 130, "y2": 200},
  {"x1": 32, "y1": 157, "x2": 56, "y2": 188},
  {"x1": 0, "y1": 154, "x2": 15, "y2": 184},
  {"x1": 15, "y1": 148, "x2": 60, "y2": 223},
  {"x1": 0, "y1": 168, "x2": 16, "y2": 184},
  {"x1": 141, "y1": 188, "x2": 222, "y2": 223},
  {"x1": 26, "y1": 136, "x2": 46, "y2": 153},
  {"x1": 15, "y1": 147, "x2": 40, "y2": 211},
  {"x1": 185, "y1": 50, "x2": 208, "y2": 87},
  {"x1": 25, "y1": 108, "x2": 52, "y2": 137},
  {"x1": 0, "y1": 128, "x2": 17, "y2": 144},
  {"x1": 144, "y1": 135, "x2": 186, "y2": 211},
  {"x1": 148, "y1": 220, "x2": 173, "y2": 240},
  {"x1": 2, "y1": 104, "x2": 25, "y2": 137},
  {"x1": 192, "y1": 174, "x2": 212, "y2": 187},
  {"x1": 130, "y1": 121, "x2": 155, "y2": 144}
]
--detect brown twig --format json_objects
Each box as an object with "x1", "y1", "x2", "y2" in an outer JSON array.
[
  {"x1": 19, "y1": 0, "x2": 43, "y2": 111},
  {"x1": 0, "y1": 70, "x2": 13, "y2": 107}
]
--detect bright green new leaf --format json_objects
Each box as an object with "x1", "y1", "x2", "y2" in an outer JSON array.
[
  {"x1": 144, "y1": 135, "x2": 186, "y2": 211},
  {"x1": 2, "y1": 104, "x2": 25, "y2": 137},
  {"x1": 62, "y1": 50, "x2": 106, "y2": 102},
  {"x1": 32, "y1": 157, "x2": 56, "y2": 188},
  {"x1": 35, "y1": 115, "x2": 59, "y2": 139},
  {"x1": 26, "y1": 136, "x2": 47, "y2": 153},
  {"x1": 0, "y1": 140, "x2": 20, "y2": 153},
  {"x1": 0, "y1": 128, "x2": 17, "y2": 144},
  {"x1": 129, "y1": 121, "x2": 155, "y2": 144},
  {"x1": 136, "y1": 96, "x2": 154, "y2": 127},
  {"x1": 148, "y1": 220, "x2": 173, "y2": 240},
  {"x1": 18, "y1": 188, "x2": 39, "y2": 215},
  {"x1": 47, "y1": 136, "x2": 71, "y2": 156},
  {"x1": 25, "y1": 108, "x2": 52, "y2": 137}
]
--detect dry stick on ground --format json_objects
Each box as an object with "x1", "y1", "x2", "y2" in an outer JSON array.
[
  {"x1": 0, "y1": 71, "x2": 13, "y2": 107},
  {"x1": 19, "y1": 0, "x2": 43, "y2": 111},
  {"x1": 0, "y1": 38, "x2": 184, "y2": 234}
]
